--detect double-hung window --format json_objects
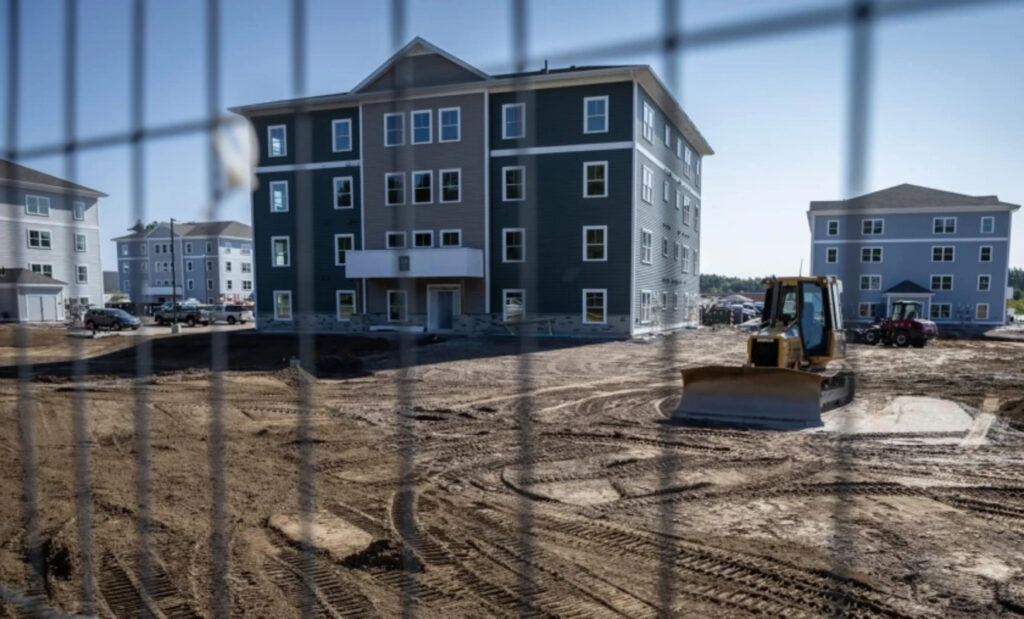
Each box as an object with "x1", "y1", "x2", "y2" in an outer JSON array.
[
  {"x1": 27, "y1": 229, "x2": 51, "y2": 249},
  {"x1": 827, "y1": 220, "x2": 839, "y2": 236},
  {"x1": 26, "y1": 195, "x2": 50, "y2": 216},
  {"x1": 274, "y1": 291, "x2": 292, "y2": 321},
  {"x1": 440, "y1": 169, "x2": 461, "y2": 202},
  {"x1": 332, "y1": 119, "x2": 352, "y2": 152},
  {"x1": 976, "y1": 304, "x2": 989, "y2": 320},
  {"x1": 860, "y1": 275, "x2": 881, "y2": 290},
  {"x1": 334, "y1": 234, "x2": 353, "y2": 266},
  {"x1": 384, "y1": 113, "x2": 404, "y2": 146},
  {"x1": 77, "y1": 265, "x2": 88, "y2": 283},
  {"x1": 978, "y1": 275, "x2": 991, "y2": 292},
  {"x1": 931, "y1": 246, "x2": 954, "y2": 262},
  {"x1": 336, "y1": 290, "x2": 356, "y2": 321},
  {"x1": 267, "y1": 125, "x2": 286, "y2": 157},
  {"x1": 930, "y1": 304, "x2": 951, "y2": 320},
  {"x1": 503, "y1": 228, "x2": 525, "y2": 263},
  {"x1": 640, "y1": 229, "x2": 653, "y2": 264},
  {"x1": 387, "y1": 290, "x2": 407, "y2": 322},
  {"x1": 979, "y1": 246, "x2": 992, "y2": 262},
  {"x1": 333, "y1": 176, "x2": 353, "y2": 209},
  {"x1": 980, "y1": 216, "x2": 994, "y2": 234},
  {"x1": 582, "y1": 226, "x2": 607, "y2": 262},
  {"x1": 503, "y1": 103, "x2": 525, "y2": 139},
  {"x1": 642, "y1": 102, "x2": 654, "y2": 142},
  {"x1": 933, "y1": 217, "x2": 956, "y2": 234},
  {"x1": 413, "y1": 230, "x2": 433, "y2": 248},
  {"x1": 682, "y1": 195, "x2": 692, "y2": 226},
  {"x1": 861, "y1": 247, "x2": 882, "y2": 263},
  {"x1": 583, "y1": 96, "x2": 608, "y2": 133},
  {"x1": 583, "y1": 289, "x2": 607, "y2": 324},
  {"x1": 412, "y1": 171, "x2": 432, "y2": 204},
  {"x1": 681, "y1": 246, "x2": 691, "y2": 273},
  {"x1": 930, "y1": 275, "x2": 953, "y2": 291},
  {"x1": 73, "y1": 201, "x2": 85, "y2": 220},
  {"x1": 270, "y1": 180, "x2": 288, "y2": 212},
  {"x1": 411, "y1": 110, "x2": 432, "y2": 144},
  {"x1": 641, "y1": 166, "x2": 653, "y2": 203},
  {"x1": 683, "y1": 146, "x2": 692, "y2": 176},
  {"x1": 583, "y1": 162, "x2": 607, "y2": 198},
  {"x1": 826, "y1": 247, "x2": 838, "y2": 263},
  {"x1": 503, "y1": 166, "x2": 525, "y2": 201},
  {"x1": 440, "y1": 229, "x2": 462, "y2": 247},
  {"x1": 271, "y1": 236, "x2": 290, "y2": 267},
  {"x1": 74, "y1": 233, "x2": 87, "y2": 252},
  {"x1": 31, "y1": 264, "x2": 53, "y2": 277},
  {"x1": 385, "y1": 173, "x2": 405, "y2": 205},
  {"x1": 438, "y1": 107, "x2": 460, "y2": 142},
  {"x1": 639, "y1": 290, "x2": 653, "y2": 324},
  {"x1": 862, "y1": 218, "x2": 883, "y2": 235}
]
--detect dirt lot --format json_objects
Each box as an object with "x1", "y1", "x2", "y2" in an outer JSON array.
[{"x1": 1, "y1": 325, "x2": 1024, "y2": 617}]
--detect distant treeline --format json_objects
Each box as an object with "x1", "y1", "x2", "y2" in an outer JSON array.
[
  {"x1": 699, "y1": 274, "x2": 768, "y2": 294},
  {"x1": 1011, "y1": 267, "x2": 1023, "y2": 300}
]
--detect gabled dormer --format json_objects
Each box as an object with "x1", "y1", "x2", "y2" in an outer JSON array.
[{"x1": 351, "y1": 37, "x2": 490, "y2": 94}]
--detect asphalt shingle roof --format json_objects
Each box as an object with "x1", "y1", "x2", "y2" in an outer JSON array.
[
  {"x1": 0, "y1": 159, "x2": 107, "y2": 196},
  {"x1": 884, "y1": 280, "x2": 933, "y2": 295},
  {"x1": 0, "y1": 268, "x2": 67, "y2": 286},
  {"x1": 809, "y1": 183, "x2": 1019, "y2": 211},
  {"x1": 112, "y1": 221, "x2": 251, "y2": 241}
]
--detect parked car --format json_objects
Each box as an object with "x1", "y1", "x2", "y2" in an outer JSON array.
[
  {"x1": 153, "y1": 303, "x2": 211, "y2": 327},
  {"x1": 84, "y1": 308, "x2": 142, "y2": 331},
  {"x1": 208, "y1": 304, "x2": 254, "y2": 325}
]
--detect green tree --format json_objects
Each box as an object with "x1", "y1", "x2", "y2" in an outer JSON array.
[{"x1": 699, "y1": 274, "x2": 767, "y2": 294}]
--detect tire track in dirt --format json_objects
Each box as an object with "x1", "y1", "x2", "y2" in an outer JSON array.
[{"x1": 264, "y1": 536, "x2": 377, "y2": 618}]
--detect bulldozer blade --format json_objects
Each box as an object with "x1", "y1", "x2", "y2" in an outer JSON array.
[{"x1": 674, "y1": 366, "x2": 827, "y2": 429}]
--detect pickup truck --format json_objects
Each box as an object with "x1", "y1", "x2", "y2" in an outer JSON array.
[
  {"x1": 208, "y1": 304, "x2": 254, "y2": 325},
  {"x1": 153, "y1": 303, "x2": 211, "y2": 327}
]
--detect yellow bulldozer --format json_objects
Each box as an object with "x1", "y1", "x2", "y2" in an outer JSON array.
[{"x1": 675, "y1": 276, "x2": 855, "y2": 429}]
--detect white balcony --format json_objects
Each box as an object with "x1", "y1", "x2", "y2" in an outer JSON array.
[{"x1": 346, "y1": 247, "x2": 483, "y2": 278}]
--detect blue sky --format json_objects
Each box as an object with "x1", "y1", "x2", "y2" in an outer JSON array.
[{"x1": 2, "y1": 0, "x2": 1022, "y2": 278}]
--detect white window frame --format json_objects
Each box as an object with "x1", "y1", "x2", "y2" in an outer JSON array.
[
  {"x1": 334, "y1": 233, "x2": 354, "y2": 266},
  {"x1": 859, "y1": 274, "x2": 881, "y2": 291},
  {"x1": 858, "y1": 303, "x2": 878, "y2": 319},
  {"x1": 502, "y1": 289, "x2": 525, "y2": 322},
  {"x1": 582, "y1": 225, "x2": 607, "y2": 262},
  {"x1": 683, "y1": 146, "x2": 692, "y2": 177},
  {"x1": 639, "y1": 290, "x2": 653, "y2": 324},
  {"x1": 861, "y1": 218, "x2": 884, "y2": 235},
  {"x1": 675, "y1": 190, "x2": 682, "y2": 210},
  {"x1": 273, "y1": 290, "x2": 293, "y2": 321},
  {"x1": 412, "y1": 230, "x2": 434, "y2": 248},
  {"x1": 978, "y1": 274, "x2": 991, "y2": 292},
  {"x1": 29, "y1": 263, "x2": 53, "y2": 278},
  {"x1": 642, "y1": 102, "x2": 654, "y2": 142},
  {"x1": 186, "y1": 260, "x2": 193, "y2": 272},
  {"x1": 77, "y1": 265, "x2": 88, "y2": 284},
  {"x1": 976, "y1": 303, "x2": 989, "y2": 320},
  {"x1": 979, "y1": 245, "x2": 992, "y2": 263},
  {"x1": 681, "y1": 245, "x2": 691, "y2": 273},
  {"x1": 333, "y1": 176, "x2": 354, "y2": 209},
  {"x1": 662, "y1": 180, "x2": 670, "y2": 203},
  {"x1": 583, "y1": 288, "x2": 608, "y2": 325},
  {"x1": 663, "y1": 124, "x2": 671, "y2": 147},
  {"x1": 502, "y1": 228, "x2": 525, "y2": 263},
  {"x1": 27, "y1": 229, "x2": 52, "y2": 249},
  {"x1": 826, "y1": 247, "x2": 838, "y2": 263},
  {"x1": 930, "y1": 245, "x2": 954, "y2": 263},
  {"x1": 861, "y1": 247, "x2": 883, "y2": 263},
  {"x1": 683, "y1": 195, "x2": 692, "y2": 226},
  {"x1": 641, "y1": 166, "x2": 653, "y2": 203},
  {"x1": 25, "y1": 195, "x2": 50, "y2": 216},
  {"x1": 980, "y1": 216, "x2": 994, "y2": 234},
  {"x1": 385, "y1": 231, "x2": 407, "y2": 249},
  {"x1": 502, "y1": 102, "x2": 525, "y2": 139},
  {"x1": 583, "y1": 161, "x2": 608, "y2": 198},
  {"x1": 933, "y1": 216, "x2": 956, "y2": 234},
  {"x1": 385, "y1": 172, "x2": 406, "y2": 206},
  {"x1": 673, "y1": 241, "x2": 680, "y2": 261},
  {"x1": 74, "y1": 233, "x2": 88, "y2": 253},
  {"x1": 438, "y1": 107, "x2": 461, "y2": 143},
  {"x1": 387, "y1": 290, "x2": 407, "y2": 323},
  {"x1": 502, "y1": 166, "x2": 525, "y2": 202},
  {"x1": 827, "y1": 219, "x2": 839, "y2": 236},
  {"x1": 411, "y1": 109, "x2": 432, "y2": 145},
  {"x1": 930, "y1": 274, "x2": 953, "y2": 291},
  {"x1": 411, "y1": 170, "x2": 433, "y2": 204},
  {"x1": 640, "y1": 229, "x2": 653, "y2": 264},
  {"x1": 187, "y1": 279, "x2": 194, "y2": 291},
  {"x1": 384, "y1": 112, "x2": 404, "y2": 147},
  {"x1": 336, "y1": 290, "x2": 356, "y2": 322},
  {"x1": 439, "y1": 229, "x2": 462, "y2": 247},
  {"x1": 583, "y1": 96, "x2": 608, "y2": 134},
  {"x1": 439, "y1": 168, "x2": 461, "y2": 203},
  {"x1": 267, "y1": 124, "x2": 287, "y2": 157},
  {"x1": 930, "y1": 303, "x2": 951, "y2": 320},
  {"x1": 271, "y1": 235, "x2": 290, "y2": 268},
  {"x1": 72, "y1": 200, "x2": 85, "y2": 220},
  {"x1": 269, "y1": 180, "x2": 289, "y2": 212},
  {"x1": 661, "y1": 237, "x2": 669, "y2": 257},
  {"x1": 331, "y1": 118, "x2": 352, "y2": 152},
  {"x1": 185, "y1": 242, "x2": 192, "y2": 253}
]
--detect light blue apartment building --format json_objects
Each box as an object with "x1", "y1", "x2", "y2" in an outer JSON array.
[{"x1": 808, "y1": 184, "x2": 1019, "y2": 326}]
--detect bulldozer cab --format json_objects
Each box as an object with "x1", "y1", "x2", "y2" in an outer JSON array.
[{"x1": 760, "y1": 276, "x2": 844, "y2": 365}]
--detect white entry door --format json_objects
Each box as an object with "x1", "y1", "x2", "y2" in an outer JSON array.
[{"x1": 427, "y1": 286, "x2": 460, "y2": 332}]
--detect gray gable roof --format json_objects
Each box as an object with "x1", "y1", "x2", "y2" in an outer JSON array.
[
  {"x1": 810, "y1": 183, "x2": 1020, "y2": 212},
  {"x1": 0, "y1": 267, "x2": 67, "y2": 286},
  {"x1": 113, "y1": 220, "x2": 251, "y2": 241},
  {"x1": 884, "y1": 280, "x2": 932, "y2": 295},
  {"x1": 0, "y1": 158, "x2": 107, "y2": 197}
]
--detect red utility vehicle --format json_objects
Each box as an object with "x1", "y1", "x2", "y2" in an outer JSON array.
[{"x1": 862, "y1": 300, "x2": 938, "y2": 347}]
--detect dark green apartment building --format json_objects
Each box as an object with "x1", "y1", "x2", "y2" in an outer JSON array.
[{"x1": 229, "y1": 38, "x2": 712, "y2": 336}]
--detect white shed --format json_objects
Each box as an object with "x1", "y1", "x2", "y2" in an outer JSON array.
[{"x1": 0, "y1": 268, "x2": 67, "y2": 322}]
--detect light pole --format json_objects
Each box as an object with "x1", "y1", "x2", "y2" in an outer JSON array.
[{"x1": 170, "y1": 218, "x2": 179, "y2": 331}]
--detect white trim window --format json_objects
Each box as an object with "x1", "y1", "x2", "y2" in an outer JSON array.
[
  {"x1": 187, "y1": 279, "x2": 194, "y2": 291},
  {"x1": 640, "y1": 229, "x2": 653, "y2": 264},
  {"x1": 385, "y1": 231, "x2": 406, "y2": 249},
  {"x1": 933, "y1": 217, "x2": 956, "y2": 234},
  {"x1": 273, "y1": 290, "x2": 293, "y2": 321},
  {"x1": 503, "y1": 228, "x2": 525, "y2": 263},
  {"x1": 267, "y1": 124, "x2": 287, "y2": 157},
  {"x1": 271, "y1": 236, "x2": 290, "y2": 267},
  {"x1": 331, "y1": 118, "x2": 352, "y2": 152},
  {"x1": 980, "y1": 216, "x2": 995, "y2": 234},
  {"x1": 503, "y1": 289, "x2": 525, "y2": 322},
  {"x1": 583, "y1": 289, "x2": 608, "y2": 324},
  {"x1": 861, "y1": 218, "x2": 883, "y2": 235},
  {"x1": 72, "y1": 201, "x2": 85, "y2": 220},
  {"x1": 673, "y1": 241, "x2": 680, "y2": 261},
  {"x1": 77, "y1": 265, "x2": 88, "y2": 283},
  {"x1": 387, "y1": 290, "x2": 407, "y2": 322},
  {"x1": 440, "y1": 169, "x2": 461, "y2": 203},
  {"x1": 663, "y1": 180, "x2": 672, "y2": 203},
  {"x1": 661, "y1": 237, "x2": 669, "y2": 257},
  {"x1": 681, "y1": 245, "x2": 691, "y2": 273},
  {"x1": 29, "y1": 264, "x2": 53, "y2": 278},
  {"x1": 642, "y1": 102, "x2": 654, "y2": 142},
  {"x1": 683, "y1": 146, "x2": 692, "y2": 177},
  {"x1": 979, "y1": 245, "x2": 992, "y2": 262},
  {"x1": 663, "y1": 125, "x2": 671, "y2": 147},
  {"x1": 439, "y1": 229, "x2": 462, "y2": 247},
  {"x1": 413, "y1": 230, "x2": 433, "y2": 248},
  {"x1": 74, "y1": 233, "x2": 87, "y2": 252},
  {"x1": 675, "y1": 190, "x2": 682, "y2": 210},
  {"x1": 930, "y1": 303, "x2": 951, "y2": 320},
  {"x1": 931, "y1": 246, "x2": 954, "y2": 262},
  {"x1": 411, "y1": 109, "x2": 432, "y2": 144},
  {"x1": 930, "y1": 274, "x2": 953, "y2": 291},
  {"x1": 675, "y1": 139, "x2": 683, "y2": 160},
  {"x1": 27, "y1": 229, "x2": 52, "y2": 249},
  {"x1": 582, "y1": 225, "x2": 607, "y2": 262},
  {"x1": 861, "y1": 247, "x2": 882, "y2": 263},
  {"x1": 241, "y1": 262, "x2": 252, "y2": 273},
  {"x1": 858, "y1": 303, "x2": 878, "y2": 319},
  {"x1": 683, "y1": 195, "x2": 692, "y2": 226},
  {"x1": 583, "y1": 162, "x2": 607, "y2": 198},
  {"x1": 336, "y1": 290, "x2": 356, "y2": 321},
  {"x1": 502, "y1": 103, "x2": 525, "y2": 139},
  {"x1": 333, "y1": 176, "x2": 354, "y2": 209},
  {"x1": 334, "y1": 234, "x2": 354, "y2": 266},
  {"x1": 503, "y1": 166, "x2": 525, "y2": 201},
  {"x1": 412, "y1": 170, "x2": 432, "y2": 204},
  {"x1": 978, "y1": 274, "x2": 991, "y2": 292},
  {"x1": 385, "y1": 172, "x2": 405, "y2": 205},
  {"x1": 270, "y1": 180, "x2": 288, "y2": 212},
  {"x1": 25, "y1": 195, "x2": 50, "y2": 216},
  {"x1": 583, "y1": 96, "x2": 608, "y2": 134},
  {"x1": 639, "y1": 290, "x2": 652, "y2": 324},
  {"x1": 186, "y1": 260, "x2": 194, "y2": 272},
  {"x1": 384, "y1": 113, "x2": 404, "y2": 146},
  {"x1": 827, "y1": 220, "x2": 839, "y2": 236},
  {"x1": 826, "y1": 247, "x2": 838, "y2": 263},
  {"x1": 976, "y1": 303, "x2": 989, "y2": 320},
  {"x1": 860, "y1": 275, "x2": 881, "y2": 290},
  {"x1": 438, "y1": 107, "x2": 461, "y2": 142},
  {"x1": 185, "y1": 242, "x2": 193, "y2": 254},
  {"x1": 641, "y1": 166, "x2": 653, "y2": 203}
]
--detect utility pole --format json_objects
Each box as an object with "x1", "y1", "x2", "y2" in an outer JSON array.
[{"x1": 170, "y1": 218, "x2": 178, "y2": 329}]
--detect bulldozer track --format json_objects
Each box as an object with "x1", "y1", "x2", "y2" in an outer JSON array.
[
  {"x1": 265, "y1": 536, "x2": 377, "y2": 618},
  {"x1": 99, "y1": 554, "x2": 148, "y2": 619}
]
